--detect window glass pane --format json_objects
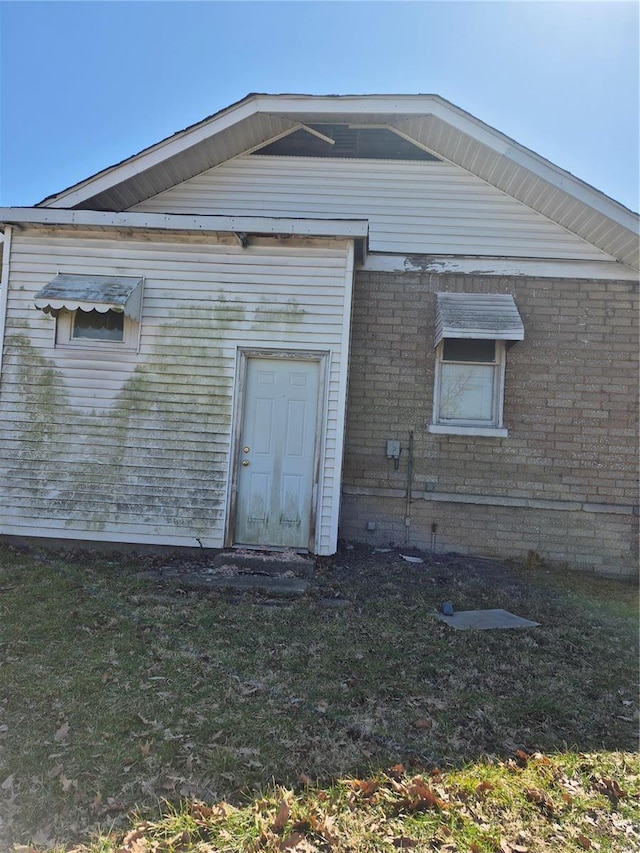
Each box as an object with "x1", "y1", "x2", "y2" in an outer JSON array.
[
  {"x1": 443, "y1": 339, "x2": 495, "y2": 362},
  {"x1": 439, "y1": 363, "x2": 495, "y2": 421},
  {"x1": 72, "y1": 309, "x2": 124, "y2": 341}
]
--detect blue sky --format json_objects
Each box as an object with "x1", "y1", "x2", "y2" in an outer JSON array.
[{"x1": 0, "y1": 1, "x2": 638, "y2": 211}]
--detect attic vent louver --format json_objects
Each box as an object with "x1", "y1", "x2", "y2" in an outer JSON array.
[{"x1": 253, "y1": 125, "x2": 440, "y2": 161}]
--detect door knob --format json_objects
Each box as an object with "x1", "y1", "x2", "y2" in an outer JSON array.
[{"x1": 242, "y1": 460, "x2": 250, "y2": 466}]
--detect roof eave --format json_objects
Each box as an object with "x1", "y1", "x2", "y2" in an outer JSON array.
[{"x1": 32, "y1": 93, "x2": 638, "y2": 267}]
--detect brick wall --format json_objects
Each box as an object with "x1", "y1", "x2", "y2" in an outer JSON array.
[{"x1": 339, "y1": 271, "x2": 639, "y2": 575}]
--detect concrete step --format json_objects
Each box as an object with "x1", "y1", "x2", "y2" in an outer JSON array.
[
  {"x1": 177, "y1": 572, "x2": 309, "y2": 595},
  {"x1": 211, "y1": 550, "x2": 314, "y2": 577}
]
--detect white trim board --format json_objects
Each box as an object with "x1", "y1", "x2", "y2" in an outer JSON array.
[
  {"x1": 0, "y1": 207, "x2": 369, "y2": 240},
  {"x1": 361, "y1": 254, "x2": 639, "y2": 281}
]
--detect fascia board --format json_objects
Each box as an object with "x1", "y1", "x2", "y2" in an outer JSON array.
[
  {"x1": 0, "y1": 207, "x2": 369, "y2": 239},
  {"x1": 42, "y1": 96, "x2": 268, "y2": 209},
  {"x1": 424, "y1": 104, "x2": 640, "y2": 234},
  {"x1": 496, "y1": 142, "x2": 639, "y2": 232},
  {"x1": 391, "y1": 102, "x2": 640, "y2": 232}
]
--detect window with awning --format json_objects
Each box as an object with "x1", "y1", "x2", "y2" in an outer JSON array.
[
  {"x1": 34, "y1": 274, "x2": 143, "y2": 350},
  {"x1": 430, "y1": 293, "x2": 524, "y2": 437},
  {"x1": 34, "y1": 274, "x2": 143, "y2": 320}
]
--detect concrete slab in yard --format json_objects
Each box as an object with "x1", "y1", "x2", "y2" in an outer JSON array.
[{"x1": 437, "y1": 608, "x2": 540, "y2": 630}]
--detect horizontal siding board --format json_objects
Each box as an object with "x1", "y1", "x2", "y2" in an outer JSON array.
[
  {"x1": 132, "y1": 156, "x2": 615, "y2": 261},
  {"x1": 1, "y1": 230, "x2": 351, "y2": 550},
  {"x1": 0, "y1": 516, "x2": 215, "y2": 547},
  {"x1": 397, "y1": 115, "x2": 636, "y2": 268}
]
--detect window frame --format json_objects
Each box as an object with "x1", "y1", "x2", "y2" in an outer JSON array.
[
  {"x1": 55, "y1": 308, "x2": 140, "y2": 352},
  {"x1": 429, "y1": 338, "x2": 508, "y2": 437}
]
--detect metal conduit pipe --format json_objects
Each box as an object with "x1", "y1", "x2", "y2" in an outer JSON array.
[{"x1": 405, "y1": 429, "x2": 414, "y2": 544}]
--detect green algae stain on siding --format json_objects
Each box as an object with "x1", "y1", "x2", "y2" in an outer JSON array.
[
  {"x1": 250, "y1": 297, "x2": 306, "y2": 331},
  {"x1": 3, "y1": 334, "x2": 72, "y2": 446},
  {"x1": 85, "y1": 316, "x2": 234, "y2": 536},
  {"x1": 2, "y1": 317, "x2": 234, "y2": 539},
  {"x1": 4, "y1": 291, "x2": 310, "y2": 541},
  {"x1": 212, "y1": 293, "x2": 248, "y2": 324}
]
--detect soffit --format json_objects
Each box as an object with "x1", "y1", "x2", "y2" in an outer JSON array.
[
  {"x1": 395, "y1": 115, "x2": 639, "y2": 270},
  {"x1": 69, "y1": 113, "x2": 300, "y2": 213}
]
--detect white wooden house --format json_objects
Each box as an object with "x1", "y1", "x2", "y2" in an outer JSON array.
[{"x1": 0, "y1": 95, "x2": 637, "y2": 572}]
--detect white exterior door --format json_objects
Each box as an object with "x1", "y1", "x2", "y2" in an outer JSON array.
[{"x1": 235, "y1": 356, "x2": 321, "y2": 549}]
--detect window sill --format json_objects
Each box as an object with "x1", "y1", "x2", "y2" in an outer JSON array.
[
  {"x1": 55, "y1": 341, "x2": 137, "y2": 352},
  {"x1": 428, "y1": 424, "x2": 508, "y2": 438}
]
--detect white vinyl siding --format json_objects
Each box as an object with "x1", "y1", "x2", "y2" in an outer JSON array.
[
  {"x1": 0, "y1": 229, "x2": 353, "y2": 552},
  {"x1": 132, "y1": 156, "x2": 616, "y2": 262}
]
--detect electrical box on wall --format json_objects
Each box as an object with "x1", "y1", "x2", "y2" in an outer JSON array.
[{"x1": 385, "y1": 439, "x2": 401, "y2": 459}]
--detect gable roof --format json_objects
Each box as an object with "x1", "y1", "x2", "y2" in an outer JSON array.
[{"x1": 37, "y1": 93, "x2": 639, "y2": 270}]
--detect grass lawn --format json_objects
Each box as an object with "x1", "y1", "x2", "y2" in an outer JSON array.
[{"x1": 0, "y1": 541, "x2": 637, "y2": 852}]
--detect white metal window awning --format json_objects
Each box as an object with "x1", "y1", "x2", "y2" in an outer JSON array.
[
  {"x1": 435, "y1": 292, "x2": 524, "y2": 346},
  {"x1": 34, "y1": 274, "x2": 143, "y2": 319}
]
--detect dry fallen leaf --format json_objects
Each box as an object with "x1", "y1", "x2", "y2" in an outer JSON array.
[
  {"x1": 476, "y1": 781, "x2": 495, "y2": 796},
  {"x1": 59, "y1": 773, "x2": 76, "y2": 793},
  {"x1": 398, "y1": 777, "x2": 445, "y2": 812},
  {"x1": 387, "y1": 763, "x2": 405, "y2": 780},
  {"x1": 54, "y1": 721, "x2": 70, "y2": 740},
  {"x1": 525, "y1": 788, "x2": 555, "y2": 815},
  {"x1": 272, "y1": 799, "x2": 291, "y2": 833},
  {"x1": 595, "y1": 777, "x2": 626, "y2": 807},
  {"x1": 118, "y1": 827, "x2": 150, "y2": 852},
  {"x1": 351, "y1": 778, "x2": 380, "y2": 797},
  {"x1": 189, "y1": 801, "x2": 214, "y2": 820},
  {"x1": 279, "y1": 833, "x2": 315, "y2": 852},
  {"x1": 576, "y1": 835, "x2": 591, "y2": 850}
]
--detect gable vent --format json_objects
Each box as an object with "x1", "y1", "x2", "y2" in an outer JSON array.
[{"x1": 253, "y1": 124, "x2": 440, "y2": 161}]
